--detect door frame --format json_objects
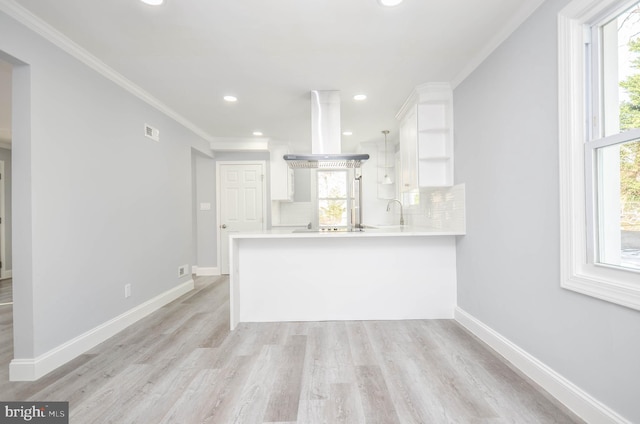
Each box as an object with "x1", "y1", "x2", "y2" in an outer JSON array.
[
  {"x1": 215, "y1": 160, "x2": 267, "y2": 273},
  {"x1": 0, "y1": 160, "x2": 6, "y2": 280}
]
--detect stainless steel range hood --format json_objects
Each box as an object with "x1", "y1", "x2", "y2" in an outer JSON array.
[
  {"x1": 283, "y1": 153, "x2": 370, "y2": 169},
  {"x1": 283, "y1": 90, "x2": 369, "y2": 169}
]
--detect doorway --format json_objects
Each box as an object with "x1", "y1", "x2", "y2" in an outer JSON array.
[
  {"x1": 0, "y1": 56, "x2": 14, "y2": 378},
  {"x1": 216, "y1": 161, "x2": 266, "y2": 274},
  {"x1": 0, "y1": 60, "x2": 11, "y2": 285}
]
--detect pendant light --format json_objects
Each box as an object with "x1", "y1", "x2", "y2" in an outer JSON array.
[{"x1": 382, "y1": 130, "x2": 393, "y2": 185}]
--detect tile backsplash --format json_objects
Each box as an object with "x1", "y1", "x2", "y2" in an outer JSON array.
[
  {"x1": 407, "y1": 183, "x2": 465, "y2": 232},
  {"x1": 273, "y1": 201, "x2": 313, "y2": 227},
  {"x1": 273, "y1": 184, "x2": 465, "y2": 233}
]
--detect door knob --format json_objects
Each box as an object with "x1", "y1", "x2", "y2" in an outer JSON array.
[{"x1": 221, "y1": 224, "x2": 227, "y2": 229}]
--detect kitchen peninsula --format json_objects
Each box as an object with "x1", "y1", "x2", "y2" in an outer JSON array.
[{"x1": 229, "y1": 226, "x2": 464, "y2": 330}]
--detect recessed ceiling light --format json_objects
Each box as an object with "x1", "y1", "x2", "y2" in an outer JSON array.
[
  {"x1": 342, "y1": 131, "x2": 353, "y2": 136},
  {"x1": 378, "y1": 0, "x2": 403, "y2": 6},
  {"x1": 141, "y1": 0, "x2": 164, "y2": 5},
  {"x1": 353, "y1": 94, "x2": 367, "y2": 101},
  {"x1": 253, "y1": 131, "x2": 263, "y2": 136},
  {"x1": 223, "y1": 95, "x2": 237, "y2": 102}
]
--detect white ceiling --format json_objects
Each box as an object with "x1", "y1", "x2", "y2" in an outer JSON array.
[{"x1": 3, "y1": 0, "x2": 543, "y2": 152}]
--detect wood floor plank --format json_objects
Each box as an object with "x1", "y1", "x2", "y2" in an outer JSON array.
[
  {"x1": 0, "y1": 279, "x2": 12, "y2": 305},
  {"x1": 159, "y1": 354, "x2": 256, "y2": 424},
  {"x1": 354, "y1": 365, "x2": 401, "y2": 424},
  {"x1": 365, "y1": 322, "x2": 442, "y2": 423},
  {"x1": 429, "y1": 320, "x2": 580, "y2": 423},
  {"x1": 157, "y1": 368, "x2": 223, "y2": 424},
  {"x1": 114, "y1": 347, "x2": 220, "y2": 424},
  {"x1": 298, "y1": 323, "x2": 354, "y2": 405},
  {"x1": 263, "y1": 335, "x2": 307, "y2": 422},
  {"x1": 417, "y1": 345, "x2": 499, "y2": 422},
  {"x1": 0, "y1": 276, "x2": 584, "y2": 424},
  {"x1": 345, "y1": 321, "x2": 377, "y2": 366},
  {"x1": 325, "y1": 382, "x2": 365, "y2": 424},
  {"x1": 226, "y1": 345, "x2": 281, "y2": 424},
  {"x1": 70, "y1": 363, "x2": 154, "y2": 423}
]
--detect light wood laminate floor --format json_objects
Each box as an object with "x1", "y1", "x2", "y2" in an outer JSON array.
[
  {"x1": 0, "y1": 278, "x2": 11, "y2": 305},
  {"x1": 0, "y1": 276, "x2": 583, "y2": 423}
]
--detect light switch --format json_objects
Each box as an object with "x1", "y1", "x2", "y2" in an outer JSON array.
[{"x1": 199, "y1": 202, "x2": 211, "y2": 211}]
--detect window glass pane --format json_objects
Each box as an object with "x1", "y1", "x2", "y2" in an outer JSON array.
[
  {"x1": 596, "y1": 138, "x2": 640, "y2": 270},
  {"x1": 603, "y1": 1, "x2": 640, "y2": 135},
  {"x1": 318, "y1": 200, "x2": 347, "y2": 226},
  {"x1": 317, "y1": 171, "x2": 347, "y2": 198},
  {"x1": 317, "y1": 170, "x2": 348, "y2": 227}
]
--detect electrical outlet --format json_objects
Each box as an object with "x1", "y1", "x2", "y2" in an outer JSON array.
[{"x1": 124, "y1": 284, "x2": 131, "y2": 298}]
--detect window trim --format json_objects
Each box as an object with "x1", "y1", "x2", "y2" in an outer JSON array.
[
  {"x1": 559, "y1": 0, "x2": 640, "y2": 310},
  {"x1": 315, "y1": 169, "x2": 352, "y2": 229}
]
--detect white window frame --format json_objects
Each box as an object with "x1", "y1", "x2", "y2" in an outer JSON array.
[
  {"x1": 315, "y1": 169, "x2": 352, "y2": 229},
  {"x1": 559, "y1": 0, "x2": 640, "y2": 310}
]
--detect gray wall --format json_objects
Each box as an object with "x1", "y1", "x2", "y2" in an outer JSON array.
[
  {"x1": 454, "y1": 0, "x2": 640, "y2": 421},
  {"x1": 0, "y1": 147, "x2": 11, "y2": 271},
  {"x1": 193, "y1": 151, "x2": 216, "y2": 268},
  {"x1": 1, "y1": 10, "x2": 212, "y2": 359},
  {"x1": 293, "y1": 169, "x2": 311, "y2": 202}
]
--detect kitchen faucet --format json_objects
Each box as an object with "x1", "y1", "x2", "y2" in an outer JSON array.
[{"x1": 386, "y1": 199, "x2": 405, "y2": 226}]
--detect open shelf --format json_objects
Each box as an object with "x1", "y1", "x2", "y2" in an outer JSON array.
[{"x1": 397, "y1": 83, "x2": 454, "y2": 190}]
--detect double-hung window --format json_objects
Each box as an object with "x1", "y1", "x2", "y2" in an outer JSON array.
[
  {"x1": 316, "y1": 170, "x2": 350, "y2": 228},
  {"x1": 559, "y1": 0, "x2": 640, "y2": 309},
  {"x1": 587, "y1": 3, "x2": 640, "y2": 272}
]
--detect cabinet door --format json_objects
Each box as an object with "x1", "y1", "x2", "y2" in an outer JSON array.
[{"x1": 399, "y1": 106, "x2": 418, "y2": 192}]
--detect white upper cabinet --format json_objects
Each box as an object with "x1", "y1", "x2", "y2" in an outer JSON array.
[
  {"x1": 270, "y1": 144, "x2": 294, "y2": 201},
  {"x1": 397, "y1": 83, "x2": 454, "y2": 190},
  {"x1": 399, "y1": 105, "x2": 418, "y2": 192}
]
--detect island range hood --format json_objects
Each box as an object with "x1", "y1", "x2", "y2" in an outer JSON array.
[{"x1": 283, "y1": 90, "x2": 370, "y2": 169}]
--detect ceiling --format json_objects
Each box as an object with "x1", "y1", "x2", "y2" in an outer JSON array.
[{"x1": 2, "y1": 0, "x2": 542, "y2": 152}]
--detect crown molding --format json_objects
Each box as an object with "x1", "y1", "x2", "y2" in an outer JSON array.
[
  {"x1": 396, "y1": 82, "x2": 452, "y2": 121},
  {"x1": 451, "y1": 0, "x2": 547, "y2": 89},
  {"x1": 0, "y1": 0, "x2": 214, "y2": 143}
]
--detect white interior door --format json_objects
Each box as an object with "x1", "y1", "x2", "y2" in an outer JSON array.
[{"x1": 219, "y1": 162, "x2": 265, "y2": 274}]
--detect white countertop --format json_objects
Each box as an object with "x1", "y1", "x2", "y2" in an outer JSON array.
[{"x1": 229, "y1": 225, "x2": 465, "y2": 239}]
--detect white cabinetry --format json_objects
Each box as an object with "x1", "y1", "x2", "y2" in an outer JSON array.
[
  {"x1": 397, "y1": 83, "x2": 454, "y2": 190},
  {"x1": 270, "y1": 144, "x2": 294, "y2": 201},
  {"x1": 399, "y1": 106, "x2": 418, "y2": 192}
]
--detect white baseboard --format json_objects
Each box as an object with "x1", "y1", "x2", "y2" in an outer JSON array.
[
  {"x1": 1, "y1": 269, "x2": 12, "y2": 280},
  {"x1": 454, "y1": 307, "x2": 630, "y2": 424},
  {"x1": 194, "y1": 266, "x2": 220, "y2": 276},
  {"x1": 9, "y1": 279, "x2": 195, "y2": 381}
]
